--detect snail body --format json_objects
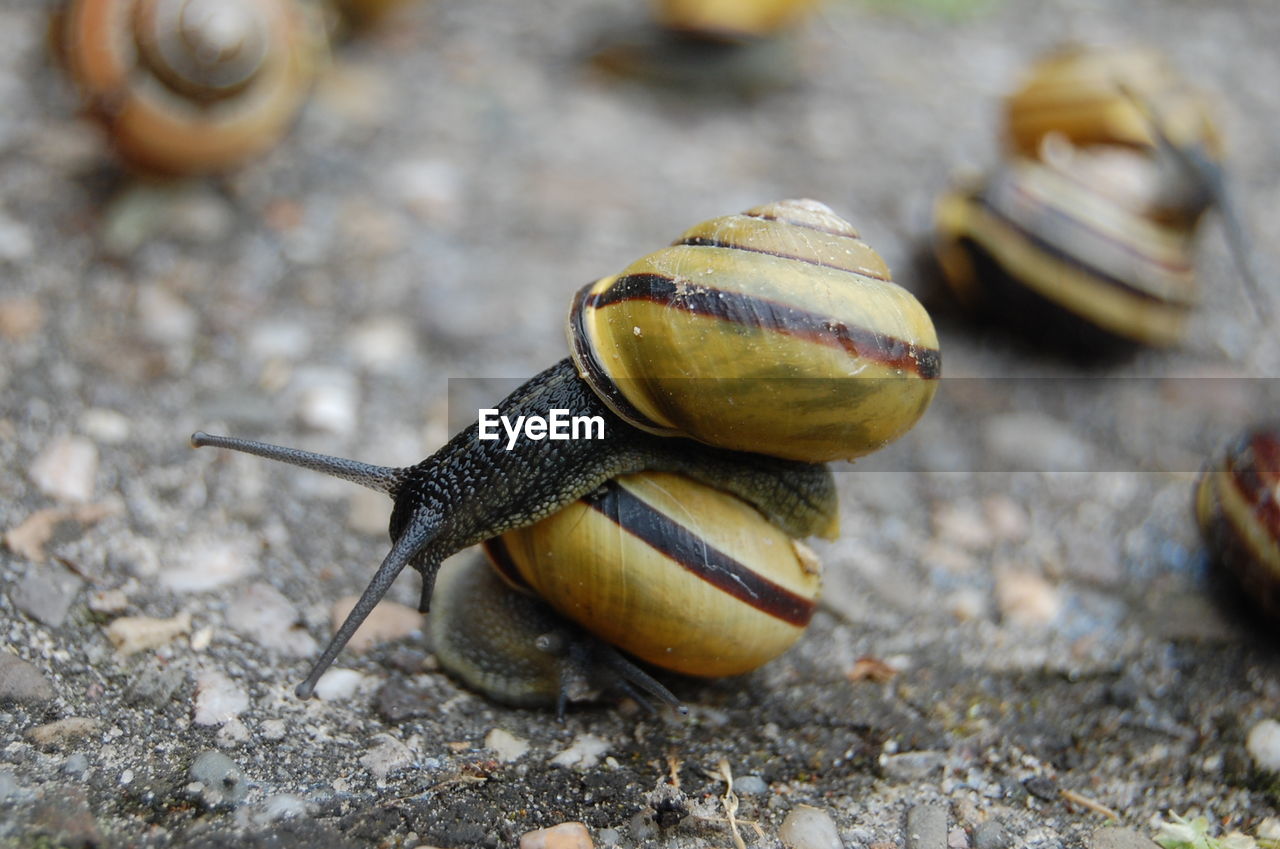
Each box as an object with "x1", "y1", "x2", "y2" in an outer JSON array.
[
  {"x1": 1195, "y1": 425, "x2": 1280, "y2": 623},
  {"x1": 193, "y1": 199, "x2": 940, "y2": 700},
  {"x1": 55, "y1": 0, "x2": 322, "y2": 174}
]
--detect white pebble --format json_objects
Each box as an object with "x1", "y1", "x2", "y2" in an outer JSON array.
[
  {"x1": 137, "y1": 285, "x2": 199, "y2": 347},
  {"x1": 519, "y1": 822, "x2": 593, "y2": 849},
  {"x1": 30, "y1": 435, "x2": 98, "y2": 502},
  {"x1": 79, "y1": 408, "x2": 131, "y2": 444},
  {"x1": 261, "y1": 794, "x2": 309, "y2": 822},
  {"x1": 260, "y1": 719, "x2": 288, "y2": 741},
  {"x1": 994, "y1": 568, "x2": 1061, "y2": 627},
  {"x1": 226, "y1": 582, "x2": 317, "y2": 657},
  {"x1": 484, "y1": 728, "x2": 530, "y2": 763},
  {"x1": 248, "y1": 319, "x2": 312, "y2": 362},
  {"x1": 779, "y1": 804, "x2": 844, "y2": 849},
  {"x1": 1247, "y1": 719, "x2": 1280, "y2": 773},
  {"x1": 345, "y1": 316, "x2": 416, "y2": 373},
  {"x1": 216, "y1": 718, "x2": 251, "y2": 747},
  {"x1": 387, "y1": 157, "x2": 463, "y2": 222},
  {"x1": 106, "y1": 612, "x2": 192, "y2": 656},
  {"x1": 160, "y1": 540, "x2": 256, "y2": 592},
  {"x1": 312, "y1": 668, "x2": 367, "y2": 701},
  {"x1": 0, "y1": 213, "x2": 34, "y2": 261},
  {"x1": 550, "y1": 734, "x2": 610, "y2": 770},
  {"x1": 360, "y1": 733, "x2": 415, "y2": 781},
  {"x1": 193, "y1": 670, "x2": 251, "y2": 726},
  {"x1": 296, "y1": 371, "x2": 358, "y2": 436}
]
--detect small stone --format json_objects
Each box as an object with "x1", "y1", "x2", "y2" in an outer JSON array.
[
  {"x1": 994, "y1": 568, "x2": 1061, "y2": 627},
  {"x1": 106, "y1": 611, "x2": 192, "y2": 655},
  {"x1": 949, "y1": 826, "x2": 970, "y2": 849},
  {"x1": 331, "y1": 595, "x2": 425, "y2": 653},
  {"x1": 248, "y1": 318, "x2": 312, "y2": 361},
  {"x1": 551, "y1": 734, "x2": 611, "y2": 770},
  {"x1": 933, "y1": 502, "x2": 993, "y2": 551},
  {"x1": 346, "y1": 316, "x2": 417, "y2": 373},
  {"x1": 1246, "y1": 718, "x2": 1280, "y2": 774},
  {"x1": 296, "y1": 370, "x2": 358, "y2": 436},
  {"x1": 260, "y1": 719, "x2": 288, "y2": 741},
  {"x1": 361, "y1": 733, "x2": 415, "y2": 781},
  {"x1": 78, "y1": 408, "x2": 131, "y2": 444},
  {"x1": 27, "y1": 717, "x2": 102, "y2": 748},
  {"x1": 880, "y1": 750, "x2": 947, "y2": 781},
  {"x1": 485, "y1": 728, "x2": 530, "y2": 763},
  {"x1": 0, "y1": 652, "x2": 55, "y2": 704},
  {"x1": 125, "y1": 658, "x2": 186, "y2": 706},
  {"x1": 62, "y1": 753, "x2": 90, "y2": 778},
  {"x1": 226, "y1": 582, "x2": 317, "y2": 656},
  {"x1": 188, "y1": 750, "x2": 248, "y2": 809},
  {"x1": 983, "y1": 496, "x2": 1028, "y2": 541},
  {"x1": 312, "y1": 668, "x2": 367, "y2": 701},
  {"x1": 10, "y1": 563, "x2": 83, "y2": 627},
  {"x1": 779, "y1": 804, "x2": 844, "y2": 849},
  {"x1": 1090, "y1": 826, "x2": 1161, "y2": 849},
  {"x1": 387, "y1": 157, "x2": 463, "y2": 222},
  {"x1": 216, "y1": 718, "x2": 251, "y2": 747},
  {"x1": 27, "y1": 788, "x2": 102, "y2": 848},
  {"x1": 906, "y1": 804, "x2": 948, "y2": 849},
  {"x1": 261, "y1": 793, "x2": 309, "y2": 822},
  {"x1": 160, "y1": 540, "x2": 256, "y2": 591},
  {"x1": 193, "y1": 670, "x2": 250, "y2": 725},
  {"x1": 734, "y1": 774, "x2": 769, "y2": 795},
  {"x1": 520, "y1": 822, "x2": 594, "y2": 849},
  {"x1": 137, "y1": 285, "x2": 199, "y2": 348},
  {"x1": 0, "y1": 295, "x2": 42, "y2": 340},
  {"x1": 87, "y1": 588, "x2": 129, "y2": 614},
  {"x1": 30, "y1": 435, "x2": 98, "y2": 502},
  {"x1": 973, "y1": 820, "x2": 1011, "y2": 849},
  {"x1": 5, "y1": 504, "x2": 115, "y2": 562},
  {"x1": 0, "y1": 214, "x2": 34, "y2": 262}
]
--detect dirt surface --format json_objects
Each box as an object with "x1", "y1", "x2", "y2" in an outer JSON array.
[{"x1": 2, "y1": 0, "x2": 1279, "y2": 847}]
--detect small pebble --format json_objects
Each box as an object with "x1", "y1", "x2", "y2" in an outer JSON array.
[
  {"x1": 187, "y1": 750, "x2": 248, "y2": 809},
  {"x1": 551, "y1": 734, "x2": 611, "y2": 770},
  {"x1": 485, "y1": 728, "x2": 531, "y2": 763},
  {"x1": 1246, "y1": 718, "x2": 1280, "y2": 774},
  {"x1": 933, "y1": 502, "x2": 993, "y2": 551},
  {"x1": 0, "y1": 652, "x2": 55, "y2": 704},
  {"x1": 0, "y1": 215, "x2": 34, "y2": 261},
  {"x1": 125, "y1": 658, "x2": 186, "y2": 706},
  {"x1": 260, "y1": 718, "x2": 288, "y2": 741},
  {"x1": 312, "y1": 668, "x2": 367, "y2": 701},
  {"x1": 779, "y1": 804, "x2": 844, "y2": 849},
  {"x1": 949, "y1": 826, "x2": 970, "y2": 849},
  {"x1": 216, "y1": 718, "x2": 251, "y2": 747},
  {"x1": 994, "y1": 568, "x2": 1061, "y2": 627},
  {"x1": 973, "y1": 819, "x2": 1011, "y2": 849},
  {"x1": 78, "y1": 408, "x2": 131, "y2": 444},
  {"x1": 520, "y1": 822, "x2": 594, "y2": 849},
  {"x1": 62, "y1": 753, "x2": 90, "y2": 778},
  {"x1": 906, "y1": 804, "x2": 949, "y2": 849},
  {"x1": 881, "y1": 750, "x2": 947, "y2": 781},
  {"x1": 261, "y1": 793, "x2": 309, "y2": 823},
  {"x1": 387, "y1": 157, "x2": 464, "y2": 222},
  {"x1": 30, "y1": 435, "x2": 98, "y2": 502},
  {"x1": 160, "y1": 540, "x2": 256, "y2": 591},
  {"x1": 106, "y1": 611, "x2": 192, "y2": 656},
  {"x1": 331, "y1": 595, "x2": 425, "y2": 653},
  {"x1": 360, "y1": 733, "x2": 415, "y2": 781},
  {"x1": 296, "y1": 370, "x2": 359, "y2": 436},
  {"x1": 11, "y1": 563, "x2": 83, "y2": 627},
  {"x1": 137, "y1": 285, "x2": 199, "y2": 348},
  {"x1": 193, "y1": 670, "x2": 250, "y2": 726},
  {"x1": 27, "y1": 717, "x2": 102, "y2": 748},
  {"x1": 248, "y1": 319, "x2": 312, "y2": 361},
  {"x1": 346, "y1": 315, "x2": 417, "y2": 372},
  {"x1": 226, "y1": 582, "x2": 317, "y2": 656},
  {"x1": 87, "y1": 588, "x2": 129, "y2": 614},
  {"x1": 0, "y1": 295, "x2": 42, "y2": 340},
  {"x1": 1090, "y1": 826, "x2": 1162, "y2": 849},
  {"x1": 597, "y1": 827, "x2": 621, "y2": 846},
  {"x1": 734, "y1": 774, "x2": 769, "y2": 795}
]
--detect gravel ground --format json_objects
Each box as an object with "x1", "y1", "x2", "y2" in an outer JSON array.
[{"x1": 2, "y1": 0, "x2": 1279, "y2": 847}]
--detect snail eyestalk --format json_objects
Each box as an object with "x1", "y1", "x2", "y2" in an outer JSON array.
[{"x1": 190, "y1": 431, "x2": 404, "y2": 494}]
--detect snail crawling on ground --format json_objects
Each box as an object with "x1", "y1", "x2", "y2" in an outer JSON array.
[
  {"x1": 193, "y1": 199, "x2": 941, "y2": 705},
  {"x1": 1195, "y1": 425, "x2": 1280, "y2": 624},
  {"x1": 932, "y1": 44, "x2": 1263, "y2": 351},
  {"x1": 53, "y1": 0, "x2": 323, "y2": 175}
]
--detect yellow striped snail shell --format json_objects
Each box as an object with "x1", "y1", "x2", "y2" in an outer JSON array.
[
  {"x1": 653, "y1": 0, "x2": 823, "y2": 41},
  {"x1": 192, "y1": 199, "x2": 939, "y2": 701},
  {"x1": 933, "y1": 152, "x2": 1198, "y2": 349},
  {"x1": 54, "y1": 0, "x2": 322, "y2": 175},
  {"x1": 1195, "y1": 425, "x2": 1280, "y2": 623}
]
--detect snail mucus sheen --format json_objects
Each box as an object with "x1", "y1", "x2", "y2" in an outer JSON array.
[{"x1": 193, "y1": 199, "x2": 940, "y2": 704}]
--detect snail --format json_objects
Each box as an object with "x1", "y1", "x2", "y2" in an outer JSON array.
[
  {"x1": 192, "y1": 199, "x2": 940, "y2": 699},
  {"x1": 434, "y1": 468, "x2": 822, "y2": 712},
  {"x1": 53, "y1": 0, "x2": 323, "y2": 174},
  {"x1": 1195, "y1": 424, "x2": 1280, "y2": 623},
  {"x1": 590, "y1": 0, "x2": 822, "y2": 92},
  {"x1": 932, "y1": 43, "x2": 1267, "y2": 349}
]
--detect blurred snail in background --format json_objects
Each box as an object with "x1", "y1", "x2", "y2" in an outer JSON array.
[
  {"x1": 435, "y1": 469, "x2": 822, "y2": 711},
  {"x1": 1195, "y1": 425, "x2": 1280, "y2": 624},
  {"x1": 53, "y1": 0, "x2": 324, "y2": 174},
  {"x1": 591, "y1": 0, "x2": 823, "y2": 91},
  {"x1": 192, "y1": 199, "x2": 940, "y2": 703},
  {"x1": 933, "y1": 44, "x2": 1266, "y2": 350}
]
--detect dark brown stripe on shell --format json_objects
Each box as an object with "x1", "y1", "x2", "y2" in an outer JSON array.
[
  {"x1": 675, "y1": 236, "x2": 891, "y2": 281},
  {"x1": 1226, "y1": 430, "x2": 1280, "y2": 538},
  {"x1": 588, "y1": 273, "x2": 941, "y2": 379},
  {"x1": 569, "y1": 284, "x2": 670, "y2": 432},
  {"x1": 586, "y1": 479, "x2": 815, "y2": 627},
  {"x1": 481, "y1": 537, "x2": 534, "y2": 592}
]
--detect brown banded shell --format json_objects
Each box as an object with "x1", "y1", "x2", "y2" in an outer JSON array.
[
  {"x1": 933, "y1": 155, "x2": 1197, "y2": 348},
  {"x1": 1195, "y1": 425, "x2": 1280, "y2": 622},
  {"x1": 483, "y1": 471, "x2": 822, "y2": 678},
  {"x1": 653, "y1": 0, "x2": 822, "y2": 40},
  {"x1": 56, "y1": 0, "x2": 322, "y2": 174},
  {"x1": 568, "y1": 199, "x2": 941, "y2": 463}
]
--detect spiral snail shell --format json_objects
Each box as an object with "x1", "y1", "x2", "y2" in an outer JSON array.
[
  {"x1": 55, "y1": 0, "x2": 322, "y2": 174},
  {"x1": 192, "y1": 199, "x2": 939, "y2": 700},
  {"x1": 1195, "y1": 425, "x2": 1280, "y2": 623}
]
